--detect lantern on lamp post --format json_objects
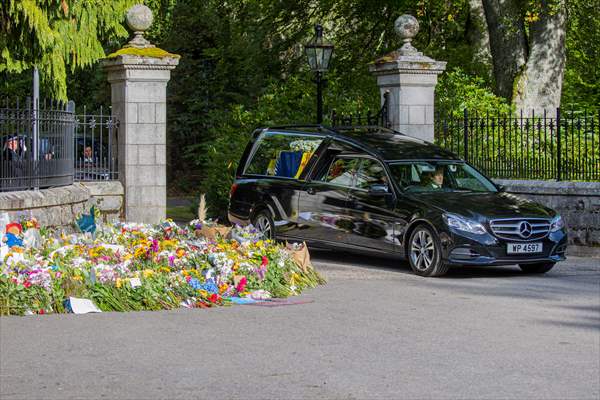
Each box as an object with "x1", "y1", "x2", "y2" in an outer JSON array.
[{"x1": 304, "y1": 24, "x2": 334, "y2": 124}]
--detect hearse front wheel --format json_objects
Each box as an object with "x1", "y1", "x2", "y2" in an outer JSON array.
[
  {"x1": 252, "y1": 209, "x2": 274, "y2": 240},
  {"x1": 519, "y1": 262, "x2": 556, "y2": 274},
  {"x1": 408, "y1": 225, "x2": 449, "y2": 277}
]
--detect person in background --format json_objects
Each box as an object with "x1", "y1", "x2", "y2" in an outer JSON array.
[
  {"x1": 2, "y1": 135, "x2": 24, "y2": 181},
  {"x1": 83, "y1": 146, "x2": 94, "y2": 164}
]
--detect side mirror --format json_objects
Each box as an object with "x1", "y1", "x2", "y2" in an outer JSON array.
[
  {"x1": 496, "y1": 184, "x2": 506, "y2": 192},
  {"x1": 368, "y1": 184, "x2": 390, "y2": 196}
]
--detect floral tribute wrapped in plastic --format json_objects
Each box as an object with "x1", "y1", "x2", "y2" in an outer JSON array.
[{"x1": 0, "y1": 215, "x2": 325, "y2": 316}]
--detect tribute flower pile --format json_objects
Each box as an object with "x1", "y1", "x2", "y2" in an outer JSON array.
[{"x1": 0, "y1": 217, "x2": 324, "y2": 316}]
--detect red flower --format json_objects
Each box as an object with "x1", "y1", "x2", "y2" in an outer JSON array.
[
  {"x1": 261, "y1": 256, "x2": 268, "y2": 267},
  {"x1": 39, "y1": 309, "x2": 45, "y2": 315},
  {"x1": 23, "y1": 280, "x2": 32, "y2": 288},
  {"x1": 208, "y1": 293, "x2": 219, "y2": 303},
  {"x1": 236, "y1": 276, "x2": 247, "y2": 293},
  {"x1": 185, "y1": 275, "x2": 191, "y2": 282}
]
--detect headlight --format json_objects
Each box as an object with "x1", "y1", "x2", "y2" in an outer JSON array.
[
  {"x1": 443, "y1": 213, "x2": 487, "y2": 234},
  {"x1": 550, "y1": 215, "x2": 565, "y2": 232}
]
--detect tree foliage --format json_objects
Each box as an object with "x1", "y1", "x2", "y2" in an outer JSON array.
[
  {"x1": 0, "y1": 0, "x2": 136, "y2": 99},
  {"x1": 562, "y1": 0, "x2": 600, "y2": 109},
  {"x1": 1, "y1": 0, "x2": 597, "y2": 209}
]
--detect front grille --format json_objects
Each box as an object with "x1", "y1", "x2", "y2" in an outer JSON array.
[{"x1": 489, "y1": 218, "x2": 551, "y2": 241}]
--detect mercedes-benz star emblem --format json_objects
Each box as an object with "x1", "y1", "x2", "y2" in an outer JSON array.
[{"x1": 518, "y1": 221, "x2": 532, "y2": 238}]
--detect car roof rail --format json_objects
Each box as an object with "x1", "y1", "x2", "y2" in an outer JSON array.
[
  {"x1": 264, "y1": 124, "x2": 338, "y2": 134},
  {"x1": 332, "y1": 124, "x2": 402, "y2": 134}
]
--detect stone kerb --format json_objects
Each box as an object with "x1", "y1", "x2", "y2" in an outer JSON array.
[{"x1": 369, "y1": 15, "x2": 446, "y2": 142}]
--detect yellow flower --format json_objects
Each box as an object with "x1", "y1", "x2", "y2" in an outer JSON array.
[
  {"x1": 159, "y1": 266, "x2": 171, "y2": 273},
  {"x1": 116, "y1": 278, "x2": 123, "y2": 288},
  {"x1": 134, "y1": 246, "x2": 146, "y2": 258},
  {"x1": 161, "y1": 239, "x2": 177, "y2": 250},
  {"x1": 176, "y1": 248, "x2": 186, "y2": 258},
  {"x1": 142, "y1": 269, "x2": 154, "y2": 278}
]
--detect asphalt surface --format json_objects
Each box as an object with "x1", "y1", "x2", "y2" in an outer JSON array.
[{"x1": 1, "y1": 253, "x2": 599, "y2": 400}]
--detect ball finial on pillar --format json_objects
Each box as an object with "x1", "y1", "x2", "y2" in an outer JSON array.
[
  {"x1": 394, "y1": 14, "x2": 421, "y2": 56},
  {"x1": 125, "y1": 4, "x2": 155, "y2": 49}
]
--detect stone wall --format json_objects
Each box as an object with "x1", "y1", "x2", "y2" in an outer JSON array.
[
  {"x1": 0, "y1": 182, "x2": 124, "y2": 230},
  {"x1": 82, "y1": 181, "x2": 124, "y2": 223},
  {"x1": 494, "y1": 179, "x2": 600, "y2": 251}
]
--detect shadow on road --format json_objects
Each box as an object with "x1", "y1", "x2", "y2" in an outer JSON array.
[
  {"x1": 311, "y1": 248, "x2": 600, "y2": 318},
  {"x1": 310, "y1": 248, "x2": 526, "y2": 278}
]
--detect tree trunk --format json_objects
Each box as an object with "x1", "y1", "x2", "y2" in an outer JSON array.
[
  {"x1": 466, "y1": 0, "x2": 492, "y2": 77},
  {"x1": 513, "y1": 0, "x2": 567, "y2": 113},
  {"x1": 482, "y1": 0, "x2": 528, "y2": 100}
]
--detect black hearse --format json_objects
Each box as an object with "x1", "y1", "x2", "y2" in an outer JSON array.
[{"x1": 228, "y1": 126, "x2": 567, "y2": 277}]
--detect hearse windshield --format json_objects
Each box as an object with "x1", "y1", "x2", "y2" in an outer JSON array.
[{"x1": 388, "y1": 161, "x2": 498, "y2": 193}]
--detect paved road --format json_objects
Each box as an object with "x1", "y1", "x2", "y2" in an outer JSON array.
[{"x1": 1, "y1": 254, "x2": 599, "y2": 400}]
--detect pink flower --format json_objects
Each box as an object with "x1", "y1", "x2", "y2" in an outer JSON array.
[
  {"x1": 257, "y1": 257, "x2": 268, "y2": 280},
  {"x1": 236, "y1": 276, "x2": 247, "y2": 293}
]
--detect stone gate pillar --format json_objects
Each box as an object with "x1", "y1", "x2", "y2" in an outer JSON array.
[
  {"x1": 102, "y1": 4, "x2": 179, "y2": 223},
  {"x1": 369, "y1": 15, "x2": 446, "y2": 142}
]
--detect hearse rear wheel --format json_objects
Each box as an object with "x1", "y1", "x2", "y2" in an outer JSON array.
[
  {"x1": 408, "y1": 225, "x2": 449, "y2": 277},
  {"x1": 519, "y1": 262, "x2": 556, "y2": 274},
  {"x1": 252, "y1": 209, "x2": 274, "y2": 240}
]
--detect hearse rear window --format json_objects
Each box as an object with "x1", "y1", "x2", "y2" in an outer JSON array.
[{"x1": 244, "y1": 133, "x2": 322, "y2": 178}]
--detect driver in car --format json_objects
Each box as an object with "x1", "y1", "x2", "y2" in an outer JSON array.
[{"x1": 421, "y1": 166, "x2": 444, "y2": 190}]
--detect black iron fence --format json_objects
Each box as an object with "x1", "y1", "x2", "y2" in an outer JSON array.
[
  {"x1": 1, "y1": 98, "x2": 119, "y2": 192},
  {"x1": 1, "y1": 98, "x2": 75, "y2": 191},
  {"x1": 435, "y1": 109, "x2": 600, "y2": 182},
  {"x1": 74, "y1": 106, "x2": 118, "y2": 181},
  {"x1": 331, "y1": 91, "x2": 390, "y2": 128}
]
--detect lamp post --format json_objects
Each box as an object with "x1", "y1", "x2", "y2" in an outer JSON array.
[{"x1": 304, "y1": 24, "x2": 334, "y2": 124}]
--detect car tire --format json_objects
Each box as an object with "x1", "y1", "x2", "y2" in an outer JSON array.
[
  {"x1": 407, "y1": 224, "x2": 449, "y2": 277},
  {"x1": 519, "y1": 262, "x2": 556, "y2": 274},
  {"x1": 252, "y1": 209, "x2": 274, "y2": 240}
]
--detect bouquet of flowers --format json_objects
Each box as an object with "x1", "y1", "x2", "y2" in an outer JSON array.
[{"x1": 0, "y1": 216, "x2": 325, "y2": 316}]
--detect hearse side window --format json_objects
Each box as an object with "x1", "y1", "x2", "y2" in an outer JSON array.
[
  {"x1": 355, "y1": 158, "x2": 389, "y2": 191},
  {"x1": 317, "y1": 156, "x2": 361, "y2": 188},
  {"x1": 244, "y1": 133, "x2": 322, "y2": 178}
]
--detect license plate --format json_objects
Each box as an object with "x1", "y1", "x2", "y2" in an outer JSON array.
[{"x1": 507, "y1": 242, "x2": 543, "y2": 254}]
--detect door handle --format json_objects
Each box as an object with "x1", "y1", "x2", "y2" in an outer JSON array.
[{"x1": 307, "y1": 187, "x2": 316, "y2": 195}]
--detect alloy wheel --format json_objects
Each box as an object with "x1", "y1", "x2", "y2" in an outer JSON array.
[
  {"x1": 254, "y1": 213, "x2": 273, "y2": 239},
  {"x1": 410, "y1": 229, "x2": 435, "y2": 271}
]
